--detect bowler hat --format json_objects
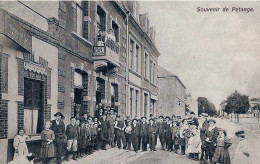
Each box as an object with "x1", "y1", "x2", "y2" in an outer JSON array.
[
  {"x1": 132, "y1": 118, "x2": 138, "y2": 122},
  {"x1": 141, "y1": 116, "x2": 147, "y2": 119},
  {"x1": 159, "y1": 115, "x2": 164, "y2": 119},
  {"x1": 165, "y1": 116, "x2": 170, "y2": 119},
  {"x1": 201, "y1": 113, "x2": 208, "y2": 117},
  {"x1": 54, "y1": 112, "x2": 64, "y2": 118}
]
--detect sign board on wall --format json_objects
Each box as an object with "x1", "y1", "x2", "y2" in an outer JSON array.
[
  {"x1": 93, "y1": 46, "x2": 105, "y2": 56},
  {"x1": 0, "y1": 9, "x2": 32, "y2": 53}
]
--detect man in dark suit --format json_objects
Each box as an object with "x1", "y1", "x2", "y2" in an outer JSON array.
[
  {"x1": 140, "y1": 117, "x2": 148, "y2": 151},
  {"x1": 148, "y1": 118, "x2": 158, "y2": 151},
  {"x1": 51, "y1": 112, "x2": 66, "y2": 164},
  {"x1": 99, "y1": 114, "x2": 110, "y2": 150},
  {"x1": 131, "y1": 119, "x2": 140, "y2": 153},
  {"x1": 200, "y1": 113, "x2": 209, "y2": 161},
  {"x1": 158, "y1": 116, "x2": 166, "y2": 150}
]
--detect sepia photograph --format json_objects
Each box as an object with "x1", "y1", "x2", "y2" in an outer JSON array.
[{"x1": 0, "y1": 0, "x2": 259, "y2": 164}]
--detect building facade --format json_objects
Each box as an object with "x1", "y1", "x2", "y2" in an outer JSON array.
[
  {"x1": 0, "y1": 1, "x2": 132, "y2": 163},
  {"x1": 122, "y1": 1, "x2": 160, "y2": 119},
  {"x1": 157, "y1": 66, "x2": 186, "y2": 118}
]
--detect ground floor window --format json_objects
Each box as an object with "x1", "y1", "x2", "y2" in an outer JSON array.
[
  {"x1": 144, "y1": 93, "x2": 148, "y2": 117},
  {"x1": 111, "y1": 84, "x2": 119, "y2": 113},
  {"x1": 150, "y1": 99, "x2": 156, "y2": 117},
  {"x1": 24, "y1": 78, "x2": 44, "y2": 134}
]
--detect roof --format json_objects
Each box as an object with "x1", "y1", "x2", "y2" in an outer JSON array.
[{"x1": 158, "y1": 65, "x2": 186, "y2": 89}]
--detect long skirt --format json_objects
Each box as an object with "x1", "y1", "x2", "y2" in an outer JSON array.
[
  {"x1": 212, "y1": 147, "x2": 231, "y2": 164},
  {"x1": 41, "y1": 143, "x2": 55, "y2": 158}
]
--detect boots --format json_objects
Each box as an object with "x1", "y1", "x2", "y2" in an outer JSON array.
[
  {"x1": 72, "y1": 151, "x2": 78, "y2": 160},
  {"x1": 65, "y1": 151, "x2": 70, "y2": 161}
]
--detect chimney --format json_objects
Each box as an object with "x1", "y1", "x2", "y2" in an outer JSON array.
[
  {"x1": 139, "y1": 13, "x2": 149, "y2": 33},
  {"x1": 149, "y1": 26, "x2": 156, "y2": 43}
]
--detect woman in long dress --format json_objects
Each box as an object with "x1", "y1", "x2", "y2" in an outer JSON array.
[{"x1": 13, "y1": 128, "x2": 29, "y2": 159}]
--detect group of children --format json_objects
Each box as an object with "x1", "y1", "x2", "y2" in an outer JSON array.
[{"x1": 12, "y1": 108, "x2": 251, "y2": 164}]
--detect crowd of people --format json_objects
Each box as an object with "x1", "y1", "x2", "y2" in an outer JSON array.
[{"x1": 11, "y1": 105, "x2": 251, "y2": 164}]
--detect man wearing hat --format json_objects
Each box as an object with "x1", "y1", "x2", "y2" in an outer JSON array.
[
  {"x1": 51, "y1": 112, "x2": 66, "y2": 164},
  {"x1": 165, "y1": 117, "x2": 173, "y2": 152},
  {"x1": 140, "y1": 117, "x2": 148, "y2": 151},
  {"x1": 158, "y1": 116, "x2": 167, "y2": 150},
  {"x1": 148, "y1": 118, "x2": 158, "y2": 151},
  {"x1": 190, "y1": 112, "x2": 199, "y2": 127},
  {"x1": 200, "y1": 113, "x2": 209, "y2": 161},
  {"x1": 131, "y1": 119, "x2": 140, "y2": 153},
  {"x1": 107, "y1": 109, "x2": 116, "y2": 147},
  {"x1": 99, "y1": 114, "x2": 110, "y2": 150},
  {"x1": 205, "y1": 119, "x2": 219, "y2": 163}
]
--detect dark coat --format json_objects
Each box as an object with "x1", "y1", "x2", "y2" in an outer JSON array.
[
  {"x1": 191, "y1": 117, "x2": 199, "y2": 127},
  {"x1": 165, "y1": 124, "x2": 172, "y2": 139},
  {"x1": 66, "y1": 124, "x2": 78, "y2": 140},
  {"x1": 200, "y1": 120, "x2": 209, "y2": 141},
  {"x1": 50, "y1": 120, "x2": 66, "y2": 143},
  {"x1": 131, "y1": 124, "x2": 140, "y2": 136},
  {"x1": 140, "y1": 122, "x2": 148, "y2": 136},
  {"x1": 148, "y1": 123, "x2": 157, "y2": 135},
  {"x1": 205, "y1": 127, "x2": 219, "y2": 143}
]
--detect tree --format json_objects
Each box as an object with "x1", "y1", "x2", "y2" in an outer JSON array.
[
  {"x1": 224, "y1": 90, "x2": 250, "y2": 122},
  {"x1": 197, "y1": 97, "x2": 218, "y2": 117}
]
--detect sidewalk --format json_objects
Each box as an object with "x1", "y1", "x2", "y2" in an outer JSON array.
[{"x1": 62, "y1": 147, "x2": 149, "y2": 164}]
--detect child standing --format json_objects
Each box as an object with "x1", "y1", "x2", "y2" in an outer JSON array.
[
  {"x1": 40, "y1": 121, "x2": 55, "y2": 164},
  {"x1": 13, "y1": 128, "x2": 29, "y2": 159},
  {"x1": 187, "y1": 127, "x2": 201, "y2": 161},
  {"x1": 212, "y1": 129, "x2": 232, "y2": 164},
  {"x1": 232, "y1": 130, "x2": 251, "y2": 164}
]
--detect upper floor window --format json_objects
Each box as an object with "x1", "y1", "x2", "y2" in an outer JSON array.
[
  {"x1": 135, "y1": 44, "x2": 140, "y2": 72},
  {"x1": 150, "y1": 60, "x2": 153, "y2": 82},
  {"x1": 130, "y1": 40, "x2": 134, "y2": 69},
  {"x1": 144, "y1": 53, "x2": 148, "y2": 78},
  {"x1": 76, "y1": 4, "x2": 83, "y2": 36},
  {"x1": 112, "y1": 21, "x2": 119, "y2": 42},
  {"x1": 97, "y1": 5, "x2": 106, "y2": 31}
]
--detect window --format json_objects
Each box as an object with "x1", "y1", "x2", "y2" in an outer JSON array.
[
  {"x1": 97, "y1": 5, "x2": 106, "y2": 31},
  {"x1": 130, "y1": 88, "x2": 134, "y2": 117},
  {"x1": 130, "y1": 40, "x2": 134, "y2": 69},
  {"x1": 135, "y1": 90, "x2": 139, "y2": 117},
  {"x1": 150, "y1": 60, "x2": 153, "y2": 82},
  {"x1": 150, "y1": 99, "x2": 155, "y2": 116},
  {"x1": 111, "y1": 84, "x2": 118, "y2": 111},
  {"x1": 144, "y1": 93, "x2": 148, "y2": 117},
  {"x1": 24, "y1": 78, "x2": 44, "y2": 134},
  {"x1": 112, "y1": 21, "x2": 119, "y2": 42},
  {"x1": 135, "y1": 44, "x2": 140, "y2": 72},
  {"x1": 153, "y1": 63, "x2": 156, "y2": 84},
  {"x1": 144, "y1": 53, "x2": 148, "y2": 77},
  {"x1": 76, "y1": 4, "x2": 83, "y2": 36}
]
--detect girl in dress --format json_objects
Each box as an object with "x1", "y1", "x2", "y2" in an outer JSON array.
[
  {"x1": 40, "y1": 121, "x2": 55, "y2": 164},
  {"x1": 13, "y1": 128, "x2": 29, "y2": 159},
  {"x1": 212, "y1": 129, "x2": 232, "y2": 164},
  {"x1": 187, "y1": 127, "x2": 201, "y2": 161}
]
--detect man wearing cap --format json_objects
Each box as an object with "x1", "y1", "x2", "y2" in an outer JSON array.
[
  {"x1": 51, "y1": 112, "x2": 66, "y2": 164},
  {"x1": 114, "y1": 115, "x2": 126, "y2": 149},
  {"x1": 233, "y1": 130, "x2": 251, "y2": 164},
  {"x1": 65, "y1": 117, "x2": 78, "y2": 161},
  {"x1": 140, "y1": 117, "x2": 148, "y2": 151},
  {"x1": 131, "y1": 119, "x2": 140, "y2": 153},
  {"x1": 148, "y1": 118, "x2": 158, "y2": 151},
  {"x1": 205, "y1": 119, "x2": 219, "y2": 163},
  {"x1": 158, "y1": 116, "x2": 167, "y2": 150},
  {"x1": 200, "y1": 113, "x2": 209, "y2": 161}
]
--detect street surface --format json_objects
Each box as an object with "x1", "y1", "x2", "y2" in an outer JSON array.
[{"x1": 61, "y1": 117, "x2": 260, "y2": 164}]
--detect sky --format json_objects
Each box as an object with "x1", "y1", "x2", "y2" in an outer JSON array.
[{"x1": 140, "y1": 1, "x2": 260, "y2": 108}]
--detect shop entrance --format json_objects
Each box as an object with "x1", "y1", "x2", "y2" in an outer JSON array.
[{"x1": 24, "y1": 78, "x2": 44, "y2": 134}]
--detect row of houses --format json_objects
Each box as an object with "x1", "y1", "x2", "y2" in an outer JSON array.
[
  {"x1": 0, "y1": 1, "x2": 197, "y2": 163},
  {"x1": 0, "y1": 1, "x2": 160, "y2": 162}
]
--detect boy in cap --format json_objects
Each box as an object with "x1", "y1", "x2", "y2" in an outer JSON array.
[
  {"x1": 65, "y1": 117, "x2": 79, "y2": 161},
  {"x1": 205, "y1": 119, "x2": 219, "y2": 163},
  {"x1": 51, "y1": 112, "x2": 66, "y2": 164}
]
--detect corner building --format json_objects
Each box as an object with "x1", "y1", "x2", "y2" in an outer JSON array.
[{"x1": 0, "y1": 1, "x2": 127, "y2": 163}]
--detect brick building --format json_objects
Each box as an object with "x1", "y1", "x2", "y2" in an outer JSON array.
[
  {"x1": 0, "y1": 1, "x2": 130, "y2": 163},
  {"x1": 122, "y1": 1, "x2": 160, "y2": 118},
  {"x1": 157, "y1": 66, "x2": 186, "y2": 118}
]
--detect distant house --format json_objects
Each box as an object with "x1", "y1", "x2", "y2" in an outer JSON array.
[{"x1": 157, "y1": 66, "x2": 186, "y2": 118}]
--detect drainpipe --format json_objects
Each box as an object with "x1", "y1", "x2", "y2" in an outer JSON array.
[{"x1": 125, "y1": 11, "x2": 130, "y2": 117}]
